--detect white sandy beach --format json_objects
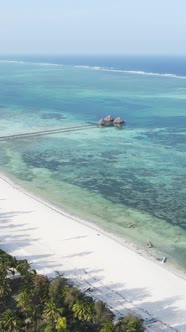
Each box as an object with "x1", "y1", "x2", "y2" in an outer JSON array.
[{"x1": 0, "y1": 175, "x2": 186, "y2": 332}]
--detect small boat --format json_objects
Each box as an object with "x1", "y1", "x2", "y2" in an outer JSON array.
[
  {"x1": 161, "y1": 256, "x2": 167, "y2": 263},
  {"x1": 144, "y1": 318, "x2": 157, "y2": 325}
]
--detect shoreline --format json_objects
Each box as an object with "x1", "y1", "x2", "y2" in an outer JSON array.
[
  {"x1": 1, "y1": 171, "x2": 186, "y2": 281},
  {"x1": 0, "y1": 173, "x2": 186, "y2": 331}
]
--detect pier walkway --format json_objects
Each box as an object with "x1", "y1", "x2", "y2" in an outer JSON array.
[{"x1": 0, "y1": 124, "x2": 97, "y2": 142}]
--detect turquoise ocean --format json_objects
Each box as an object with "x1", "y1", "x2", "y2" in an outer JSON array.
[{"x1": 0, "y1": 55, "x2": 186, "y2": 271}]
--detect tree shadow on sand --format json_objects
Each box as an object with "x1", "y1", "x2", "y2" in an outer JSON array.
[
  {"x1": 0, "y1": 210, "x2": 185, "y2": 331},
  {"x1": 60, "y1": 266, "x2": 186, "y2": 332},
  {"x1": 0, "y1": 211, "x2": 61, "y2": 271},
  {"x1": 0, "y1": 210, "x2": 32, "y2": 222}
]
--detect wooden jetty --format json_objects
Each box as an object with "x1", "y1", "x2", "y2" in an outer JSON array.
[
  {"x1": 0, "y1": 116, "x2": 126, "y2": 142},
  {"x1": 0, "y1": 124, "x2": 97, "y2": 142}
]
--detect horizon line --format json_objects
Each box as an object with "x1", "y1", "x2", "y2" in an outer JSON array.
[{"x1": 0, "y1": 53, "x2": 186, "y2": 57}]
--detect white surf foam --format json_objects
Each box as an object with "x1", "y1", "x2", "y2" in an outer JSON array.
[
  {"x1": 74, "y1": 64, "x2": 186, "y2": 80},
  {"x1": 1, "y1": 60, "x2": 186, "y2": 79},
  {"x1": 0, "y1": 60, "x2": 63, "y2": 67}
]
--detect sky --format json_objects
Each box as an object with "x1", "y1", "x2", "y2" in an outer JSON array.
[{"x1": 0, "y1": 0, "x2": 186, "y2": 55}]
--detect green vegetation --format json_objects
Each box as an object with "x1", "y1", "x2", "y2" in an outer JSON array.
[{"x1": 0, "y1": 249, "x2": 145, "y2": 331}]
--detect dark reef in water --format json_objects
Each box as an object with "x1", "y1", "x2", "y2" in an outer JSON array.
[
  {"x1": 22, "y1": 141, "x2": 186, "y2": 230},
  {"x1": 41, "y1": 112, "x2": 65, "y2": 120}
]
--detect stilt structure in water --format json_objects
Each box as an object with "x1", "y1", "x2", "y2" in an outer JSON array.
[{"x1": 98, "y1": 115, "x2": 126, "y2": 127}]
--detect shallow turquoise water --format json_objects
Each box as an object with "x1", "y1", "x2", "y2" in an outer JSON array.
[{"x1": 0, "y1": 59, "x2": 186, "y2": 271}]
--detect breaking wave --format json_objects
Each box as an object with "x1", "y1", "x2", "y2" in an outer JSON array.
[
  {"x1": 0, "y1": 60, "x2": 63, "y2": 67},
  {"x1": 74, "y1": 65, "x2": 186, "y2": 79},
  {"x1": 1, "y1": 60, "x2": 186, "y2": 79}
]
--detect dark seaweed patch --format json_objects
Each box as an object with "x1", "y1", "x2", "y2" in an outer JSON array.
[
  {"x1": 21, "y1": 141, "x2": 186, "y2": 230},
  {"x1": 135, "y1": 128, "x2": 186, "y2": 152},
  {"x1": 23, "y1": 153, "x2": 62, "y2": 171}
]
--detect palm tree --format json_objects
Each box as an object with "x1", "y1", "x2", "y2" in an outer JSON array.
[
  {"x1": 64, "y1": 287, "x2": 82, "y2": 310},
  {"x1": 16, "y1": 259, "x2": 31, "y2": 278},
  {"x1": 32, "y1": 273, "x2": 49, "y2": 304},
  {"x1": 100, "y1": 322, "x2": 115, "y2": 332},
  {"x1": 0, "y1": 278, "x2": 11, "y2": 306},
  {"x1": 0, "y1": 260, "x2": 8, "y2": 279},
  {"x1": 17, "y1": 289, "x2": 32, "y2": 310},
  {"x1": 72, "y1": 299, "x2": 94, "y2": 322},
  {"x1": 49, "y1": 273, "x2": 67, "y2": 306},
  {"x1": 43, "y1": 299, "x2": 63, "y2": 331},
  {"x1": 8, "y1": 256, "x2": 18, "y2": 277},
  {"x1": 25, "y1": 304, "x2": 42, "y2": 332},
  {"x1": 0, "y1": 309, "x2": 21, "y2": 332},
  {"x1": 55, "y1": 317, "x2": 67, "y2": 331},
  {"x1": 93, "y1": 300, "x2": 114, "y2": 324},
  {"x1": 115, "y1": 313, "x2": 145, "y2": 332}
]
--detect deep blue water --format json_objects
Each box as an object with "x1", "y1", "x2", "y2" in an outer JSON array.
[{"x1": 1, "y1": 54, "x2": 186, "y2": 76}]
